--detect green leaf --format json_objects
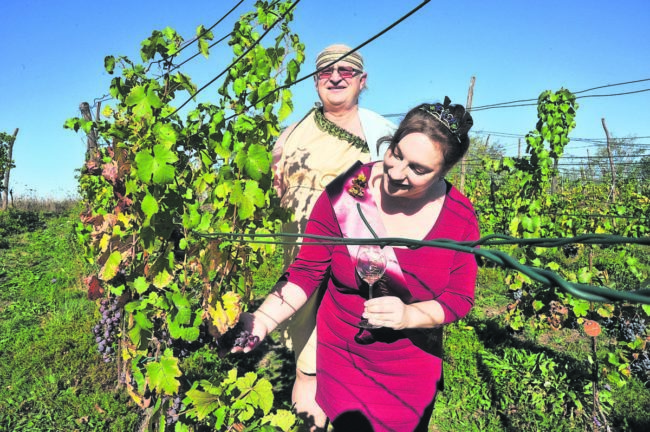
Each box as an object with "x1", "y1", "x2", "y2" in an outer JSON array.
[
  {"x1": 135, "y1": 144, "x2": 179, "y2": 184},
  {"x1": 146, "y1": 351, "x2": 182, "y2": 395},
  {"x1": 125, "y1": 85, "x2": 163, "y2": 119},
  {"x1": 133, "y1": 276, "x2": 150, "y2": 294},
  {"x1": 186, "y1": 388, "x2": 221, "y2": 420},
  {"x1": 199, "y1": 39, "x2": 209, "y2": 58},
  {"x1": 263, "y1": 409, "x2": 297, "y2": 432},
  {"x1": 154, "y1": 123, "x2": 177, "y2": 147},
  {"x1": 182, "y1": 203, "x2": 201, "y2": 230},
  {"x1": 233, "y1": 78, "x2": 246, "y2": 96},
  {"x1": 132, "y1": 310, "x2": 154, "y2": 330},
  {"x1": 287, "y1": 59, "x2": 299, "y2": 83},
  {"x1": 278, "y1": 89, "x2": 293, "y2": 122},
  {"x1": 571, "y1": 300, "x2": 590, "y2": 317},
  {"x1": 153, "y1": 268, "x2": 173, "y2": 289},
  {"x1": 101, "y1": 250, "x2": 122, "y2": 281},
  {"x1": 141, "y1": 192, "x2": 159, "y2": 220},
  {"x1": 230, "y1": 180, "x2": 265, "y2": 220},
  {"x1": 236, "y1": 372, "x2": 274, "y2": 414},
  {"x1": 244, "y1": 144, "x2": 271, "y2": 180},
  {"x1": 104, "y1": 55, "x2": 116, "y2": 74},
  {"x1": 546, "y1": 261, "x2": 560, "y2": 271}
]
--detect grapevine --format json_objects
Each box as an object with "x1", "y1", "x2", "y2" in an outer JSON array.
[{"x1": 66, "y1": 1, "x2": 303, "y2": 429}]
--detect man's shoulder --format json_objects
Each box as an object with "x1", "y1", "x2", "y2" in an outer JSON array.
[{"x1": 358, "y1": 107, "x2": 397, "y2": 130}]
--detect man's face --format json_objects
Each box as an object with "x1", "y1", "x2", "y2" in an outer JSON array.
[{"x1": 314, "y1": 60, "x2": 366, "y2": 112}]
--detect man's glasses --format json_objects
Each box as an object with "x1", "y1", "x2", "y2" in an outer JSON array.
[{"x1": 316, "y1": 66, "x2": 362, "y2": 80}]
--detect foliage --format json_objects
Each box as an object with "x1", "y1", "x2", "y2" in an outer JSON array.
[
  {"x1": 464, "y1": 88, "x2": 650, "y2": 389},
  {"x1": 0, "y1": 131, "x2": 16, "y2": 194},
  {"x1": 480, "y1": 347, "x2": 589, "y2": 430},
  {"x1": 0, "y1": 209, "x2": 47, "y2": 248},
  {"x1": 64, "y1": 1, "x2": 304, "y2": 429}
]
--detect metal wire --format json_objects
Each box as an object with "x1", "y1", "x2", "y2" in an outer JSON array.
[{"x1": 193, "y1": 230, "x2": 650, "y2": 304}]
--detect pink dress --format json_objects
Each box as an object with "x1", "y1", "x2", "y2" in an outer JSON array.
[{"x1": 284, "y1": 162, "x2": 480, "y2": 431}]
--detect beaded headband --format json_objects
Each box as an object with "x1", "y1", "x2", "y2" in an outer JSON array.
[{"x1": 418, "y1": 96, "x2": 468, "y2": 142}]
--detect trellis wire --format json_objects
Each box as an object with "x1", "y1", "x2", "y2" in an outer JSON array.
[{"x1": 193, "y1": 230, "x2": 650, "y2": 305}]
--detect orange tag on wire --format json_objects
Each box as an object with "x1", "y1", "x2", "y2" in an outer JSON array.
[{"x1": 583, "y1": 319, "x2": 601, "y2": 337}]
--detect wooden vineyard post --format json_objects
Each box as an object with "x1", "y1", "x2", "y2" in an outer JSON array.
[
  {"x1": 601, "y1": 118, "x2": 617, "y2": 203},
  {"x1": 79, "y1": 102, "x2": 99, "y2": 161},
  {"x1": 459, "y1": 76, "x2": 476, "y2": 194}
]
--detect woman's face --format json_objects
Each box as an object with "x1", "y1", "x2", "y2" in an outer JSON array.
[{"x1": 382, "y1": 132, "x2": 446, "y2": 200}]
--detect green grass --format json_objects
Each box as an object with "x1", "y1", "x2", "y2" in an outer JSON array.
[{"x1": 0, "y1": 210, "x2": 141, "y2": 431}]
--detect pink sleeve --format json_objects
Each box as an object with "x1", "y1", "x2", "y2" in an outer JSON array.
[
  {"x1": 283, "y1": 191, "x2": 339, "y2": 297},
  {"x1": 438, "y1": 217, "x2": 480, "y2": 324}
]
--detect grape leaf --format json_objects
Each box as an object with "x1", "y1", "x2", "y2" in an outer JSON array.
[
  {"x1": 237, "y1": 372, "x2": 273, "y2": 414},
  {"x1": 153, "y1": 123, "x2": 177, "y2": 147},
  {"x1": 104, "y1": 55, "x2": 116, "y2": 74},
  {"x1": 244, "y1": 144, "x2": 271, "y2": 180},
  {"x1": 100, "y1": 250, "x2": 122, "y2": 281},
  {"x1": 146, "y1": 350, "x2": 182, "y2": 395},
  {"x1": 278, "y1": 89, "x2": 293, "y2": 122},
  {"x1": 208, "y1": 291, "x2": 242, "y2": 335},
  {"x1": 135, "y1": 144, "x2": 179, "y2": 185},
  {"x1": 125, "y1": 85, "x2": 162, "y2": 118},
  {"x1": 133, "y1": 276, "x2": 149, "y2": 294},
  {"x1": 263, "y1": 409, "x2": 297, "y2": 432},
  {"x1": 230, "y1": 180, "x2": 265, "y2": 220},
  {"x1": 185, "y1": 387, "x2": 222, "y2": 421},
  {"x1": 141, "y1": 192, "x2": 159, "y2": 220}
]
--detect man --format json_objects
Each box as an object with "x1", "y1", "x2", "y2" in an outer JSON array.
[{"x1": 272, "y1": 44, "x2": 395, "y2": 431}]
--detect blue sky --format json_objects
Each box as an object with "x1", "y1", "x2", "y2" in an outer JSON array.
[{"x1": 1, "y1": 0, "x2": 649, "y2": 199}]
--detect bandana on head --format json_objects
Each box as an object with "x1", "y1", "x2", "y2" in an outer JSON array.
[{"x1": 316, "y1": 44, "x2": 364, "y2": 70}]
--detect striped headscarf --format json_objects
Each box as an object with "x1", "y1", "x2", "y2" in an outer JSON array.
[{"x1": 316, "y1": 44, "x2": 364, "y2": 70}]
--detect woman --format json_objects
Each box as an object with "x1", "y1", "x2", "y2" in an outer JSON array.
[
  {"x1": 234, "y1": 97, "x2": 478, "y2": 431},
  {"x1": 272, "y1": 43, "x2": 395, "y2": 431}
]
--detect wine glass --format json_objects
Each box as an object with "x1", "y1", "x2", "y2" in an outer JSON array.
[{"x1": 356, "y1": 245, "x2": 387, "y2": 329}]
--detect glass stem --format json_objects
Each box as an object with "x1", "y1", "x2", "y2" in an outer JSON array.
[{"x1": 368, "y1": 282, "x2": 374, "y2": 300}]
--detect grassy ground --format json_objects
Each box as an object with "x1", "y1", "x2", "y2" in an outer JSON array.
[
  {"x1": 0, "y1": 209, "x2": 141, "y2": 431},
  {"x1": 1, "y1": 207, "x2": 649, "y2": 431}
]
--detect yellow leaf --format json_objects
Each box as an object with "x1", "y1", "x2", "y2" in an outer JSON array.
[{"x1": 208, "y1": 291, "x2": 242, "y2": 335}]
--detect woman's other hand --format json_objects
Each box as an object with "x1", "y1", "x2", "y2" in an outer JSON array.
[
  {"x1": 363, "y1": 296, "x2": 409, "y2": 330},
  {"x1": 363, "y1": 296, "x2": 445, "y2": 330}
]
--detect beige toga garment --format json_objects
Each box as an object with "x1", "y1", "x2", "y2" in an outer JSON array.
[{"x1": 275, "y1": 107, "x2": 395, "y2": 373}]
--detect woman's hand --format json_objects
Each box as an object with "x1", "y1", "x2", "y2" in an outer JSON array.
[
  {"x1": 364, "y1": 297, "x2": 446, "y2": 329},
  {"x1": 228, "y1": 311, "x2": 271, "y2": 354},
  {"x1": 363, "y1": 296, "x2": 410, "y2": 330}
]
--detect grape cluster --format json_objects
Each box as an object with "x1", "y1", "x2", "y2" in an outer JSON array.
[
  {"x1": 512, "y1": 289, "x2": 523, "y2": 301},
  {"x1": 620, "y1": 317, "x2": 647, "y2": 342},
  {"x1": 630, "y1": 351, "x2": 650, "y2": 383},
  {"x1": 217, "y1": 321, "x2": 260, "y2": 351},
  {"x1": 562, "y1": 244, "x2": 579, "y2": 258},
  {"x1": 92, "y1": 296, "x2": 121, "y2": 362},
  {"x1": 166, "y1": 394, "x2": 183, "y2": 425}
]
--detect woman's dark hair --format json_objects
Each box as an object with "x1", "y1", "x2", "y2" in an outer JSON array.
[{"x1": 379, "y1": 97, "x2": 473, "y2": 172}]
